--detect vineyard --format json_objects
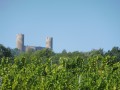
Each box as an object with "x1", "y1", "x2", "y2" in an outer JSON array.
[{"x1": 0, "y1": 47, "x2": 120, "y2": 90}]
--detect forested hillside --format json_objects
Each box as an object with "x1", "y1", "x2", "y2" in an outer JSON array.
[{"x1": 0, "y1": 44, "x2": 120, "y2": 90}]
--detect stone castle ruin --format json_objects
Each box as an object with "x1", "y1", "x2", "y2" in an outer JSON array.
[{"x1": 16, "y1": 34, "x2": 53, "y2": 52}]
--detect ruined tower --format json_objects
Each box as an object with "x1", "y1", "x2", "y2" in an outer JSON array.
[
  {"x1": 46, "y1": 37, "x2": 53, "y2": 49},
  {"x1": 16, "y1": 34, "x2": 24, "y2": 51}
]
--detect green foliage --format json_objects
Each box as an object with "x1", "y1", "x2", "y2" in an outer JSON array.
[
  {"x1": 0, "y1": 44, "x2": 12, "y2": 59},
  {"x1": 105, "y1": 47, "x2": 120, "y2": 64},
  {"x1": 0, "y1": 47, "x2": 120, "y2": 90},
  {"x1": 10, "y1": 48, "x2": 20, "y2": 57}
]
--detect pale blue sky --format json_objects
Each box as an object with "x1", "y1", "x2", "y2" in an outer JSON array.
[{"x1": 0, "y1": 0, "x2": 120, "y2": 52}]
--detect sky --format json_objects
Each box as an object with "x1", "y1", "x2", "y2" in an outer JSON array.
[{"x1": 0, "y1": 0, "x2": 120, "y2": 52}]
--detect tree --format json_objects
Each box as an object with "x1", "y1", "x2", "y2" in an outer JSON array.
[
  {"x1": 0, "y1": 44, "x2": 12, "y2": 59},
  {"x1": 62, "y1": 49, "x2": 67, "y2": 54},
  {"x1": 88, "y1": 49, "x2": 104, "y2": 57},
  {"x1": 10, "y1": 48, "x2": 20, "y2": 56},
  {"x1": 105, "y1": 46, "x2": 120, "y2": 63}
]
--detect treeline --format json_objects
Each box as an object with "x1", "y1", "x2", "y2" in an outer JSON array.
[
  {"x1": 0, "y1": 44, "x2": 120, "y2": 89},
  {"x1": 1, "y1": 44, "x2": 120, "y2": 64}
]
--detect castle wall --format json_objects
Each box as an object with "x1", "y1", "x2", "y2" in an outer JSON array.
[{"x1": 25, "y1": 46, "x2": 45, "y2": 52}]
